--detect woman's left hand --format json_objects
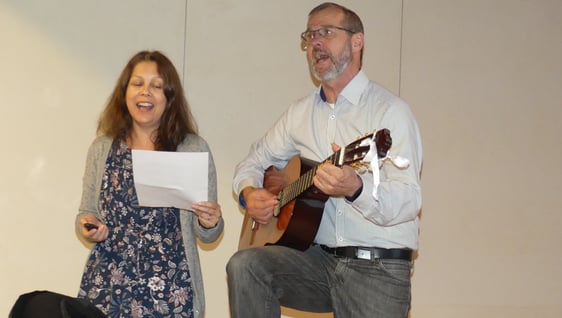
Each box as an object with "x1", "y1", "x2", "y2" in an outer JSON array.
[{"x1": 192, "y1": 201, "x2": 222, "y2": 228}]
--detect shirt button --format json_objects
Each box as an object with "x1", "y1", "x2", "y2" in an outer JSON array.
[
  {"x1": 330, "y1": 114, "x2": 335, "y2": 120},
  {"x1": 337, "y1": 210, "x2": 343, "y2": 216},
  {"x1": 338, "y1": 236, "x2": 343, "y2": 242}
]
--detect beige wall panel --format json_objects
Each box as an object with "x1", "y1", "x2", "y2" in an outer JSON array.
[
  {"x1": 401, "y1": 0, "x2": 562, "y2": 317},
  {"x1": 0, "y1": 0, "x2": 188, "y2": 315}
]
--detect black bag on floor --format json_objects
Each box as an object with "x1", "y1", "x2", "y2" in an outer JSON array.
[{"x1": 9, "y1": 290, "x2": 106, "y2": 318}]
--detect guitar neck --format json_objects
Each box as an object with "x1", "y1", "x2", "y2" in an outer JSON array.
[
  {"x1": 275, "y1": 129, "x2": 390, "y2": 208},
  {"x1": 278, "y1": 151, "x2": 340, "y2": 207}
]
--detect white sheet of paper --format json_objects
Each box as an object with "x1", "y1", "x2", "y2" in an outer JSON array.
[{"x1": 131, "y1": 150, "x2": 208, "y2": 210}]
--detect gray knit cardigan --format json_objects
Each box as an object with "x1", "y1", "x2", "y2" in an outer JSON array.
[{"x1": 76, "y1": 134, "x2": 224, "y2": 318}]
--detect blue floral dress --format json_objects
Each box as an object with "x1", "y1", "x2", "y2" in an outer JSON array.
[{"x1": 79, "y1": 140, "x2": 194, "y2": 318}]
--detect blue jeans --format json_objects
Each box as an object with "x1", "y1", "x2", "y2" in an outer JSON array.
[{"x1": 226, "y1": 245, "x2": 412, "y2": 318}]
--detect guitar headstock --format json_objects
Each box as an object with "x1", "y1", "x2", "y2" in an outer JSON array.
[
  {"x1": 340, "y1": 128, "x2": 392, "y2": 167},
  {"x1": 374, "y1": 128, "x2": 392, "y2": 158}
]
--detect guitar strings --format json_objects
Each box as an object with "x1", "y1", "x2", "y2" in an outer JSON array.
[{"x1": 278, "y1": 151, "x2": 339, "y2": 207}]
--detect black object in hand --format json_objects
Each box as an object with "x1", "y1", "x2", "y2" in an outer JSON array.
[{"x1": 84, "y1": 223, "x2": 98, "y2": 231}]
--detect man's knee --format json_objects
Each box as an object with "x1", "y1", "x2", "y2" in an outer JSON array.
[{"x1": 226, "y1": 249, "x2": 255, "y2": 276}]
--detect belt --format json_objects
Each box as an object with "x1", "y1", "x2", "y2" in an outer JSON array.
[{"x1": 318, "y1": 244, "x2": 412, "y2": 261}]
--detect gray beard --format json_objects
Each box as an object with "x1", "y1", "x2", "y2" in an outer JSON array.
[
  {"x1": 312, "y1": 59, "x2": 350, "y2": 82},
  {"x1": 310, "y1": 44, "x2": 352, "y2": 82}
]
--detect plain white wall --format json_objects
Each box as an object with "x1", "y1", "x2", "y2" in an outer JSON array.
[{"x1": 1, "y1": 1, "x2": 561, "y2": 318}]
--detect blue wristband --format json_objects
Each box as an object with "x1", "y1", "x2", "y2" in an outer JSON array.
[{"x1": 238, "y1": 192, "x2": 247, "y2": 209}]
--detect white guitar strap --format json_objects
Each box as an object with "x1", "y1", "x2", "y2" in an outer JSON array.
[{"x1": 360, "y1": 102, "x2": 410, "y2": 200}]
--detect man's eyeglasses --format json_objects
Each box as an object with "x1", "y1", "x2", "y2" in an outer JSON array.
[{"x1": 300, "y1": 26, "x2": 355, "y2": 43}]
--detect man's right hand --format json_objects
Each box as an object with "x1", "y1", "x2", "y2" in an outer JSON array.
[{"x1": 241, "y1": 187, "x2": 279, "y2": 224}]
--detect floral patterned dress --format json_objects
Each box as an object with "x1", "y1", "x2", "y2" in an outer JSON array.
[{"x1": 79, "y1": 140, "x2": 194, "y2": 318}]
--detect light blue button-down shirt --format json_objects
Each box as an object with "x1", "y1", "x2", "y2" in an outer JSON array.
[{"x1": 233, "y1": 70, "x2": 422, "y2": 250}]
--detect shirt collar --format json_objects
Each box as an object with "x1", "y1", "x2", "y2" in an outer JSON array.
[{"x1": 319, "y1": 70, "x2": 369, "y2": 106}]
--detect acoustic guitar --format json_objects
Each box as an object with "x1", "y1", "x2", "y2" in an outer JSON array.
[{"x1": 237, "y1": 128, "x2": 392, "y2": 251}]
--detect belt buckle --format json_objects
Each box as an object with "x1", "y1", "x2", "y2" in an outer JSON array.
[
  {"x1": 332, "y1": 248, "x2": 344, "y2": 258},
  {"x1": 356, "y1": 248, "x2": 372, "y2": 260}
]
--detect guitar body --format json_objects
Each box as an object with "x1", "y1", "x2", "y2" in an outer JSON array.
[
  {"x1": 236, "y1": 129, "x2": 392, "y2": 252},
  {"x1": 238, "y1": 157, "x2": 328, "y2": 251}
]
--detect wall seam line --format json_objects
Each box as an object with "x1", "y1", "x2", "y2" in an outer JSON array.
[{"x1": 399, "y1": 0, "x2": 404, "y2": 96}]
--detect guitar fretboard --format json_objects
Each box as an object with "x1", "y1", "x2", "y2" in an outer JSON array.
[{"x1": 278, "y1": 151, "x2": 339, "y2": 207}]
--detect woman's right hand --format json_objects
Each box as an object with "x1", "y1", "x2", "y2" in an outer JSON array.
[{"x1": 79, "y1": 214, "x2": 109, "y2": 243}]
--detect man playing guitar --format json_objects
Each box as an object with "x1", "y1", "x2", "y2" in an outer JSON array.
[{"x1": 227, "y1": 3, "x2": 423, "y2": 318}]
